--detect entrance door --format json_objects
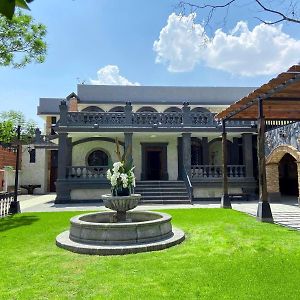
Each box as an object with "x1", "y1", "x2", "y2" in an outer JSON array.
[
  {"x1": 146, "y1": 150, "x2": 162, "y2": 180},
  {"x1": 141, "y1": 143, "x2": 168, "y2": 180},
  {"x1": 279, "y1": 153, "x2": 298, "y2": 196}
]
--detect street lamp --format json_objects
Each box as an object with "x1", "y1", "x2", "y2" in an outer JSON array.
[{"x1": 9, "y1": 125, "x2": 21, "y2": 214}]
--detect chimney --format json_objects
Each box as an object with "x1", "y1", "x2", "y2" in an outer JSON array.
[{"x1": 68, "y1": 96, "x2": 78, "y2": 112}]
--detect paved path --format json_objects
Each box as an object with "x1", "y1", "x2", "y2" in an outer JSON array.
[{"x1": 18, "y1": 194, "x2": 300, "y2": 231}]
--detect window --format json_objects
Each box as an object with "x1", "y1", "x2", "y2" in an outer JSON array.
[
  {"x1": 87, "y1": 150, "x2": 108, "y2": 166},
  {"x1": 29, "y1": 149, "x2": 36, "y2": 163},
  {"x1": 82, "y1": 106, "x2": 104, "y2": 112}
]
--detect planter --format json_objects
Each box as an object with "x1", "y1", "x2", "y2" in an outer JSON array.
[{"x1": 112, "y1": 186, "x2": 130, "y2": 196}]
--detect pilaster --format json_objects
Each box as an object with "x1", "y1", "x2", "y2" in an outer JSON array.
[{"x1": 182, "y1": 133, "x2": 191, "y2": 177}]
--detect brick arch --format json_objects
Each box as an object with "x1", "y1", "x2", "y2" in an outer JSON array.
[
  {"x1": 266, "y1": 145, "x2": 300, "y2": 164},
  {"x1": 266, "y1": 145, "x2": 300, "y2": 201}
]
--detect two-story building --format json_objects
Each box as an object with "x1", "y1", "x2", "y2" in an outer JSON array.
[{"x1": 21, "y1": 85, "x2": 258, "y2": 203}]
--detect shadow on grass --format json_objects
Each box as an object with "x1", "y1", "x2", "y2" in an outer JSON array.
[{"x1": 0, "y1": 215, "x2": 39, "y2": 233}]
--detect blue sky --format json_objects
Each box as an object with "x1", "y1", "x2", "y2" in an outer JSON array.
[{"x1": 0, "y1": 0, "x2": 300, "y2": 127}]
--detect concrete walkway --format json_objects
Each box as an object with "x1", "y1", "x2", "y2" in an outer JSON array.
[{"x1": 18, "y1": 194, "x2": 300, "y2": 231}]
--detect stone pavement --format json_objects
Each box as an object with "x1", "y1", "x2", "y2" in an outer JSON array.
[{"x1": 18, "y1": 194, "x2": 300, "y2": 231}]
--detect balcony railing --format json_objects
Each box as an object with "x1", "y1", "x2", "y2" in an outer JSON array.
[
  {"x1": 57, "y1": 102, "x2": 254, "y2": 130},
  {"x1": 191, "y1": 165, "x2": 246, "y2": 179},
  {"x1": 66, "y1": 166, "x2": 108, "y2": 180}
]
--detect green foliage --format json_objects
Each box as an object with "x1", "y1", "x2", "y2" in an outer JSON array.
[
  {"x1": 0, "y1": 120, "x2": 15, "y2": 143},
  {"x1": 0, "y1": 110, "x2": 37, "y2": 143},
  {"x1": 0, "y1": 0, "x2": 32, "y2": 19},
  {"x1": 1, "y1": 210, "x2": 300, "y2": 299},
  {"x1": 0, "y1": 10, "x2": 46, "y2": 68}
]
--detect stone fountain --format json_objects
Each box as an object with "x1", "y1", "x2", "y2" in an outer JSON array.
[{"x1": 56, "y1": 194, "x2": 185, "y2": 255}]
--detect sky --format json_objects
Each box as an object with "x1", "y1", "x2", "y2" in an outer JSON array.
[{"x1": 0, "y1": 0, "x2": 300, "y2": 127}]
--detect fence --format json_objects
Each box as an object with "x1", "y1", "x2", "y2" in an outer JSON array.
[{"x1": 0, "y1": 192, "x2": 14, "y2": 217}]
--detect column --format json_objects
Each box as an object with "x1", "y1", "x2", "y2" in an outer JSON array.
[
  {"x1": 202, "y1": 137, "x2": 209, "y2": 165},
  {"x1": 55, "y1": 131, "x2": 71, "y2": 203},
  {"x1": 242, "y1": 133, "x2": 254, "y2": 177},
  {"x1": 266, "y1": 163, "x2": 281, "y2": 201},
  {"x1": 256, "y1": 98, "x2": 273, "y2": 222},
  {"x1": 221, "y1": 120, "x2": 231, "y2": 209},
  {"x1": 124, "y1": 132, "x2": 133, "y2": 165},
  {"x1": 182, "y1": 133, "x2": 191, "y2": 177},
  {"x1": 125, "y1": 102, "x2": 132, "y2": 125}
]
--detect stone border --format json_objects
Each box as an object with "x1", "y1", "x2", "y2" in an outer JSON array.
[{"x1": 56, "y1": 227, "x2": 185, "y2": 255}]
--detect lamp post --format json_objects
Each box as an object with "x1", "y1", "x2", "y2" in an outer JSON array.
[{"x1": 9, "y1": 125, "x2": 21, "y2": 214}]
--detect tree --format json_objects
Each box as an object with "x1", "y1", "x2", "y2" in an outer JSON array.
[
  {"x1": 0, "y1": 110, "x2": 37, "y2": 143},
  {"x1": 0, "y1": 10, "x2": 46, "y2": 68},
  {"x1": 178, "y1": 0, "x2": 300, "y2": 28},
  {"x1": 0, "y1": 0, "x2": 33, "y2": 19}
]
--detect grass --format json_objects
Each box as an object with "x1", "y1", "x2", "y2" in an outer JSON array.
[{"x1": 1, "y1": 209, "x2": 300, "y2": 299}]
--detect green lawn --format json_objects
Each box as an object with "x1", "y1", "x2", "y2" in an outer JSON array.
[{"x1": 1, "y1": 209, "x2": 300, "y2": 299}]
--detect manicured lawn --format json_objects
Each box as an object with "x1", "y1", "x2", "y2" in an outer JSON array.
[{"x1": 1, "y1": 209, "x2": 300, "y2": 299}]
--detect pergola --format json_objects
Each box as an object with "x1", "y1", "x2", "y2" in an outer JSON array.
[{"x1": 215, "y1": 64, "x2": 300, "y2": 222}]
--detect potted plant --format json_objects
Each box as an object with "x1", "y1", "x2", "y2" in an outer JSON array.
[{"x1": 106, "y1": 139, "x2": 136, "y2": 196}]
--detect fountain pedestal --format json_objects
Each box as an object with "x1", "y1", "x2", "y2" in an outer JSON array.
[{"x1": 102, "y1": 194, "x2": 140, "y2": 222}]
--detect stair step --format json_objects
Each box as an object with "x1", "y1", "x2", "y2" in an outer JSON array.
[
  {"x1": 141, "y1": 200, "x2": 191, "y2": 204},
  {"x1": 137, "y1": 191, "x2": 188, "y2": 195}
]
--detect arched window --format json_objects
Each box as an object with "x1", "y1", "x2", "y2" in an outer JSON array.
[
  {"x1": 109, "y1": 106, "x2": 125, "y2": 112},
  {"x1": 164, "y1": 107, "x2": 181, "y2": 113},
  {"x1": 82, "y1": 106, "x2": 104, "y2": 112},
  {"x1": 87, "y1": 150, "x2": 108, "y2": 166},
  {"x1": 137, "y1": 106, "x2": 157, "y2": 112},
  {"x1": 191, "y1": 107, "x2": 210, "y2": 113}
]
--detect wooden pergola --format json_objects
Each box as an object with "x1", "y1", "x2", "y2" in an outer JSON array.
[{"x1": 215, "y1": 64, "x2": 300, "y2": 222}]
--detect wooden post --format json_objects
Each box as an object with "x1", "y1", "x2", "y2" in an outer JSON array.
[
  {"x1": 256, "y1": 98, "x2": 273, "y2": 222},
  {"x1": 221, "y1": 120, "x2": 231, "y2": 208}
]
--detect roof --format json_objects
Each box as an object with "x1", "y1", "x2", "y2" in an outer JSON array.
[
  {"x1": 37, "y1": 98, "x2": 64, "y2": 115},
  {"x1": 216, "y1": 65, "x2": 300, "y2": 120},
  {"x1": 37, "y1": 85, "x2": 256, "y2": 115},
  {"x1": 77, "y1": 85, "x2": 255, "y2": 105}
]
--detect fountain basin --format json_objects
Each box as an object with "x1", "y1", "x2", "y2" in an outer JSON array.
[{"x1": 56, "y1": 211, "x2": 185, "y2": 255}]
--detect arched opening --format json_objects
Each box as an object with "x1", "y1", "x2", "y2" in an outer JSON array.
[
  {"x1": 164, "y1": 107, "x2": 181, "y2": 113},
  {"x1": 137, "y1": 106, "x2": 157, "y2": 113},
  {"x1": 279, "y1": 153, "x2": 299, "y2": 196},
  {"x1": 208, "y1": 139, "x2": 232, "y2": 165},
  {"x1": 191, "y1": 138, "x2": 202, "y2": 165},
  {"x1": 191, "y1": 107, "x2": 210, "y2": 113},
  {"x1": 82, "y1": 106, "x2": 104, "y2": 112},
  {"x1": 109, "y1": 106, "x2": 125, "y2": 112},
  {"x1": 86, "y1": 149, "x2": 109, "y2": 166}
]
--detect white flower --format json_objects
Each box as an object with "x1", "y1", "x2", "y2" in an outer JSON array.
[
  {"x1": 113, "y1": 161, "x2": 123, "y2": 172},
  {"x1": 110, "y1": 174, "x2": 118, "y2": 187},
  {"x1": 106, "y1": 169, "x2": 112, "y2": 180},
  {"x1": 120, "y1": 173, "x2": 128, "y2": 188}
]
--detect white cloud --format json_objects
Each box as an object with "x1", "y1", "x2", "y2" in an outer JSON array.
[
  {"x1": 153, "y1": 13, "x2": 207, "y2": 72},
  {"x1": 153, "y1": 13, "x2": 300, "y2": 76},
  {"x1": 90, "y1": 65, "x2": 140, "y2": 85}
]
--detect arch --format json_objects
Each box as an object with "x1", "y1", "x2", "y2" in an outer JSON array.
[
  {"x1": 72, "y1": 137, "x2": 124, "y2": 147},
  {"x1": 278, "y1": 153, "x2": 299, "y2": 196},
  {"x1": 109, "y1": 106, "x2": 125, "y2": 112},
  {"x1": 191, "y1": 107, "x2": 210, "y2": 113},
  {"x1": 137, "y1": 106, "x2": 157, "y2": 113},
  {"x1": 208, "y1": 138, "x2": 232, "y2": 165},
  {"x1": 164, "y1": 107, "x2": 181, "y2": 113},
  {"x1": 86, "y1": 148, "x2": 110, "y2": 166},
  {"x1": 81, "y1": 106, "x2": 104, "y2": 112},
  {"x1": 266, "y1": 145, "x2": 300, "y2": 164}
]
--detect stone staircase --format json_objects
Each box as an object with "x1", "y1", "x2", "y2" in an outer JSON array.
[{"x1": 135, "y1": 181, "x2": 191, "y2": 204}]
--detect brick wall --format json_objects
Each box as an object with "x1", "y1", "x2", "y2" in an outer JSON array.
[{"x1": 0, "y1": 146, "x2": 17, "y2": 169}]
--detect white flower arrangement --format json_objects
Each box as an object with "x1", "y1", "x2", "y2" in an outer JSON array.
[{"x1": 106, "y1": 139, "x2": 136, "y2": 196}]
